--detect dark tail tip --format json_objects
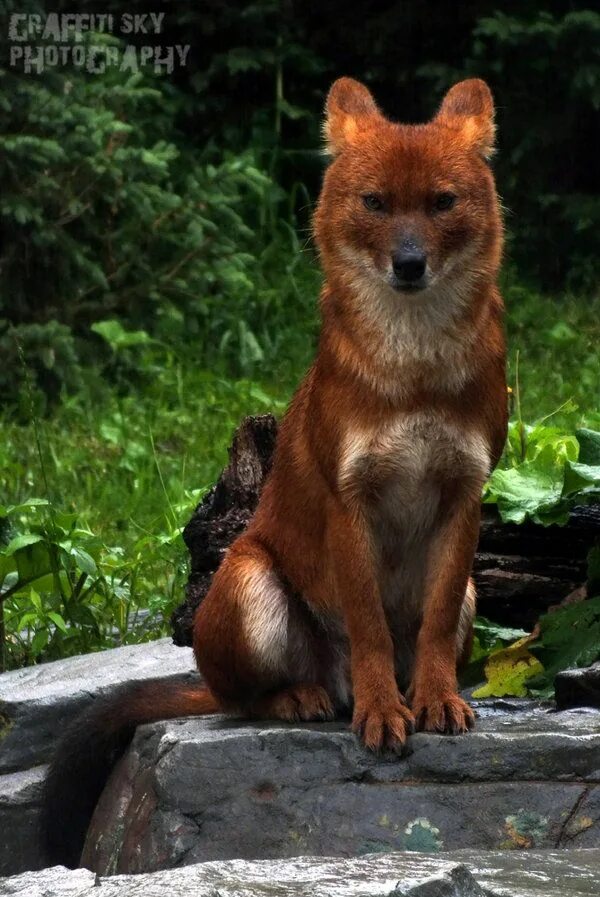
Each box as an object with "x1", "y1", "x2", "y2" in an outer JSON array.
[
  {"x1": 40, "y1": 676, "x2": 215, "y2": 868},
  {"x1": 40, "y1": 695, "x2": 135, "y2": 868}
]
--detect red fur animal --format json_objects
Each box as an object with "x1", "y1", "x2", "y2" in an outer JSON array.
[{"x1": 43, "y1": 77, "x2": 507, "y2": 867}]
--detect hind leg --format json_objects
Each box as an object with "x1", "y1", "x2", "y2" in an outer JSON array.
[
  {"x1": 249, "y1": 684, "x2": 334, "y2": 722},
  {"x1": 193, "y1": 535, "x2": 333, "y2": 721}
]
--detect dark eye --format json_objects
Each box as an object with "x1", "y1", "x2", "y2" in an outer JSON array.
[
  {"x1": 363, "y1": 193, "x2": 384, "y2": 211},
  {"x1": 434, "y1": 192, "x2": 456, "y2": 211}
]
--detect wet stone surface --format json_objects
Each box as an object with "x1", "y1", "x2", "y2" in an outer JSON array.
[
  {"x1": 2, "y1": 849, "x2": 600, "y2": 896},
  {"x1": 81, "y1": 702, "x2": 600, "y2": 875},
  {"x1": 0, "y1": 766, "x2": 47, "y2": 877},
  {"x1": 0, "y1": 639, "x2": 197, "y2": 877},
  {"x1": 0, "y1": 638, "x2": 196, "y2": 774},
  {"x1": 1, "y1": 638, "x2": 600, "y2": 885}
]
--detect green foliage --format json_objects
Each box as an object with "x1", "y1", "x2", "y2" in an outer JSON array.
[
  {"x1": 478, "y1": 416, "x2": 600, "y2": 699},
  {"x1": 1, "y1": 49, "x2": 272, "y2": 321},
  {"x1": 461, "y1": 617, "x2": 529, "y2": 688},
  {"x1": 472, "y1": 618, "x2": 529, "y2": 661},
  {"x1": 472, "y1": 597, "x2": 600, "y2": 701},
  {"x1": 1, "y1": 322, "x2": 82, "y2": 413},
  {"x1": 0, "y1": 495, "x2": 195, "y2": 670},
  {"x1": 473, "y1": 549, "x2": 600, "y2": 699},
  {"x1": 527, "y1": 597, "x2": 600, "y2": 698},
  {"x1": 0, "y1": 24, "x2": 317, "y2": 401},
  {"x1": 91, "y1": 320, "x2": 155, "y2": 352},
  {"x1": 484, "y1": 423, "x2": 600, "y2": 524},
  {"x1": 0, "y1": 355, "x2": 288, "y2": 669},
  {"x1": 503, "y1": 280, "x2": 600, "y2": 423}
]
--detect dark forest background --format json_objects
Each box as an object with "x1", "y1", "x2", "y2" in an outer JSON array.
[{"x1": 1, "y1": 1, "x2": 598, "y2": 400}]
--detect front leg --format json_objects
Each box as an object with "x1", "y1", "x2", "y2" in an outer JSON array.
[
  {"x1": 409, "y1": 496, "x2": 480, "y2": 734},
  {"x1": 327, "y1": 500, "x2": 415, "y2": 752}
]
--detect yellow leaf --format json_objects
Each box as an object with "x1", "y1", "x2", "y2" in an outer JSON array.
[{"x1": 473, "y1": 636, "x2": 544, "y2": 698}]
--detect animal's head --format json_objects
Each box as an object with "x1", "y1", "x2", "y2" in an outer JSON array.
[{"x1": 314, "y1": 77, "x2": 502, "y2": 300}]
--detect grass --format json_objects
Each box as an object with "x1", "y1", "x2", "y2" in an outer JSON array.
[
  {"x1": 1, "y1": 257, "x2": 598, "y2": 670},
  {"x1": 0, "y1": 365, "x2": 293, "y2": 668},
  {"x1": 503, "y1": 277, "x2": 600, "y2": 426}
]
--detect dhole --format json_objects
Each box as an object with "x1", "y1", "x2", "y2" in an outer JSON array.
[{"x1": 43, "y1": 77, "x2": 507, "y2": 867}]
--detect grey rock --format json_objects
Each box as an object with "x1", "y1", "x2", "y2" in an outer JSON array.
[
  {"x1": 0, "y1": 639, "x2": 196, "y2": 773},
  {"x1": 82, "y1": 706, "x2": 600, "y2": 875},
  {"x1": 0, "y1": 766, "x2": 47, "y2": 876},
  {"x1": 3, "y1": 850, "x2": 600, "y2": 896},
  {"x1": 0, "y1": 866, "x2": 96, "y2": 896},
  {"x1": 555, "y1": 663, "x2": 600, "y2": 710}
]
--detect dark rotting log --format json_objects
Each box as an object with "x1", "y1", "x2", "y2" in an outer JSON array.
[
  {"x1": 171, "y1": 415, "x2": 600, "y2": 645},
  {"x1": 171, "y1": 414, "x2": 278, "y2": 646},
  {"x1": 475, "y1": 505, "x2": 599, "y2": 628}
]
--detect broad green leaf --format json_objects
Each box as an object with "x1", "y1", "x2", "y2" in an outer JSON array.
[
  {"x1": 29, "y1": 588, "x2": 42, "y2": 612},
  {"x1": 47, "y1": 612, "x2": 69, "y2": 634},
  {"x1": 67, "y1": 602, "x2": 99, "y2": 630},
  {"x1": 91, "y1": 320, "x2": 153, "y2": 351},
  {"x1": 474, "y1": 616, "x2": 529, "y2": 648},
  {"x1": 485, "y1": 425, "x2": 600, "y2": 524},
  {"x1": 563, "y1": 461, "x2": 600, "y2": 496},
  {"x1": 3, "y1": 533, "x2": 44, "y2": 555},
  {"x1": 4, "y1": 499, "x2": 50, "y2": 515},
  {"x1": 528, "y1": 596, "x2": 600, "y2": 697},
  {"x1": 70, "y1": 547, "x2": 97, "y2": 576},
  {"x1": 524, "y1": 426, "x2": 578, "y2": 464},
  {"x1": 17, "y1": 613, "x2": 38, "y2": 630},
  {"x1": 0, "y1": 555, "x2": 17, "y2": 586},
  {"x1": 53, "y1": 511, "x2": 78, "y2": 533},
  {"x1": 30, "y1": 628, "x2": 49, "y2": 657},
  {"x1": 12, "y1": 543, "x2": 55, "y2": 594},
  {"x1": 484, "y1": 447, "x2": 565, "y2": 524}
]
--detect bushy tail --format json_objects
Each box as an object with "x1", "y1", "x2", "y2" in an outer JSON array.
[{"x1": 41, "y1": 677, "x2": 219, "y2": 868}]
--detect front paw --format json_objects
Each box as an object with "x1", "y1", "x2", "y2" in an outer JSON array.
[
  {"x1": 352, "y1": 696, "x2": 415, "y2": 753},
  {"x1": 411, "y1": 691, "x2": 475, "y2": 735}
]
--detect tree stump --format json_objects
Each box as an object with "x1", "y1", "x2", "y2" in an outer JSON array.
[
  {"x1": 171, "y1": 414, "x2": 277, "y2": 646},
  {"x1": 171, "y1": 415, "x2": 600, "y2": 645}
]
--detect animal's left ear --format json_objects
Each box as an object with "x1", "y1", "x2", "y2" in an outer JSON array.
[{"x1": 436, "y1": 79, "x2": 495, "y2": 160}]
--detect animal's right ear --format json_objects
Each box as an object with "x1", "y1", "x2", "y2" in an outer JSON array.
[{"x1": 324, "y1": 78, "x2": 381, "y2": 156}]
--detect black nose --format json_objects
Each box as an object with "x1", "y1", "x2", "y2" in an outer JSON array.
[{"x1": 392, "y1": 249, "x2": 427, "y2": 283}]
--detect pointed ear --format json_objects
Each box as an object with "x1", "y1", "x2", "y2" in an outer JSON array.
[
  {"x1": 436, "y1": 79, "x2": 495, "y2": 160},
  {"x1": 324, "y1": 77, "x2": 381, "y2": 156}
]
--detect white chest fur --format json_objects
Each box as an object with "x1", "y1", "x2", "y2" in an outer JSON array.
[
  {"x1": 339, "y1": 410, "x2": 490, "y2": 564},
  {"x1": 341, "y1": 409, "x2": 489, "y2": 493}
]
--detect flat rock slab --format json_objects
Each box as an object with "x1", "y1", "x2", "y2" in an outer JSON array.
[
  {"x1": 83, "y1": 704, "x2": 600, "y2": 874},
  {"x1": 0, "y1": 639, "x2": 196, "y2": 773},
  {"x1": 2, "y1": 850, "x2": 600, "y2": 896},
  {"x1": 0, "y1": 766, "x2": 47, "y2": 876}
]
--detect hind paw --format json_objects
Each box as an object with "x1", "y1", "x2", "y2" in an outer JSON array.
[{"x1": 253, "y1": 684, "x2": 335, "y2": 722}]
